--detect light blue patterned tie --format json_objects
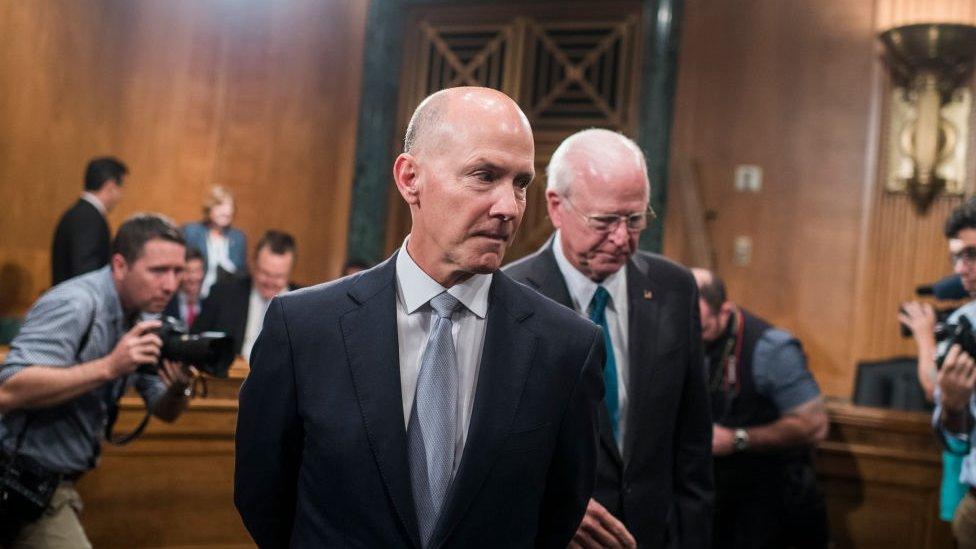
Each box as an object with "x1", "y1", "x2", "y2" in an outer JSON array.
[
  {"x1": 589, "y1": 286, "x2": 620, "y2": 443},
  {"x1": 408, "y1": 291, "x2": 461, "y2": 547}
]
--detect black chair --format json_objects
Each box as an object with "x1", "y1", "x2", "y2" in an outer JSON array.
[{"x1": 852, "y1": 356, "x2": 932, "y2": 412}]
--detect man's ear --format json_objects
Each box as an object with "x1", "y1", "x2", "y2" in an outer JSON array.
[
  {"x1": 110, "y1": 253, "x2": 127, "y2": 281},
  {"x1": 393, "y1": 153, "x2": 421, "y2": 206},
  {"x1": 545, "y1": 189, "x2": 563, "y2": 229}
]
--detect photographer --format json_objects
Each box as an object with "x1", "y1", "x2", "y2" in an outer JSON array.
[
  {"x1": 0, "y1": 214, "x2": 195, "y2": 547},
  {"x1": 925, "y1": 199, "x2": 976, "y2": 549}
]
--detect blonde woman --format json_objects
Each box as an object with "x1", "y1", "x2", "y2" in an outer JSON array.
[{"x1": 183, "y1": 185, "x2": 247, "y2": 298}]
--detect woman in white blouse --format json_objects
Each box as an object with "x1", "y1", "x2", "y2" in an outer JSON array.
[{"x1": 182, "y1": 185, "x2": 248, "y2": 298}]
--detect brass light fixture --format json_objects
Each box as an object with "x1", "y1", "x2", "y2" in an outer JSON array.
[{"x1": 879, "y1": 23, "x2": 976, "y2": 213}]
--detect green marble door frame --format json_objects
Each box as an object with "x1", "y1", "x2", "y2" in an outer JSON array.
[{"x1": 345, "y1": 0, "x2": 684, "y2": 263}]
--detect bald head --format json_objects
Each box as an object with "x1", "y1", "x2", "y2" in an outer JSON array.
[
  {"x1": 692, "y1": 267, "x2": 727, "y2": 314},
  {"x1": 546, "y1": 128, "x2": 649, "y2": 197},
  {"x1": 392, "y1": 86, "x2": 535, "y2": 287},
  {"x1": 403, "y1": 87, "x2": 531, "y2": 157}
]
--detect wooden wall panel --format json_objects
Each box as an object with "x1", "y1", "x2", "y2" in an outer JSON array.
[
  {"x1": 667, "y1": 0, "x2": 976, "y2": 397},
  {"x1": 0, "y1": 0, "x2": 368, "y2": 313},
  {"x1": 665, "y1": 0, "x2": 878, "y2": 396}
]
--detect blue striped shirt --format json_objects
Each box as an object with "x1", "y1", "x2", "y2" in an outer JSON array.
[{"x1": 0, "y1": 267, "x2": 166, "y2": 474}]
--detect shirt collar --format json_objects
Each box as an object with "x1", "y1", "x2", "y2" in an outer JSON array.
[
  {"x1": 395, "y1": 236, "x2": 491, "y2": 319},
  {"x1": 249, "y1": 286, "x2": 274, "y2": 305},
  {"x1": 552, "y1": 231, "x2": 627, "y2": 313},
  {"x1": 95, "y1": 266, "x2": 125, "y2": 329},
  {"x1": 81, "y1": 192, "x2": 107, "y2": 215}
]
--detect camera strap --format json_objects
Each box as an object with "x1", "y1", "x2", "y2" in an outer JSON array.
[
  {"x1": 3, "y1": 304, "x2": 98, "y2": 464},
  {"x1": 0, "y1": 304, "x2": 97, "y2": 516},
  {"x1": 104, "y1": 406, "x2": 150, "y2": 446},
  {"x1": 104, "y1": 372, "x2": 152, "y2": 445},
  {"x1": 709, "y1": 309, "x2": 744, "y2": 395}
]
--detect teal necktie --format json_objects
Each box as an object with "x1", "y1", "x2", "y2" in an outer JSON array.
[{"x1": 589, "y1": 286, "x2": 620, "y2": 442}]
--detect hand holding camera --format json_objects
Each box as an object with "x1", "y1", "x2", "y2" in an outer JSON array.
[
  {"x1": 898, "y1": 301, "x2": 937, "y2": 341},
  {"x1": 938, "y1": 343, "x2": 976, "y2": 414},
  {"x1": 158, "y1": 360, "x2": 196, "y2": 398},
  {"x1": 105, "y1": 320, "x2": 164, "y2": 379}
]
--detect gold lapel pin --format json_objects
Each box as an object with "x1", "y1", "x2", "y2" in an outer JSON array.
[{"x1": 643, "y1": 290, "x2": 653, "y2": 300}]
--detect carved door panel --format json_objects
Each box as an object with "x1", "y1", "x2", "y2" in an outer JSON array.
[{"x1": 386, "y1": 2, "x2": 642, "y2": 261}]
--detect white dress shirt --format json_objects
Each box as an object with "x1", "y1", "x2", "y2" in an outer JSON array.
[
  {"x1": 552, "y1": 231, "x2": 630, "y2": 448},
  {"x1": 202, "y1": 232, "x2": 238, "y2": 298},
  {"x1": 395, "y1": 240, "x2": 491, "y2": 462},
  {"x1": 80, "y1": 192, "x2": 107, "y2": 215},
  {"x1": 241, "y1": 288, "x2": 271, "y2": 362}
]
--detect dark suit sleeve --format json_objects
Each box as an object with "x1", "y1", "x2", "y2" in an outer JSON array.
[
  {"x1": 671, "y1": 284, "x2": 714, "y2": 548},
  {"x1": 537, "y1": 326, "x2": 605, "y2": 548},
  {"x1": 235, "y1": 297, "x2": 304, "y2": 547},
  {"x1": 191, "y1": 286, "x2": 221, "y2": 334}
]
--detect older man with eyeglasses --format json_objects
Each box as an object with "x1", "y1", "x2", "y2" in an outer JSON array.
[{"x1": 506, "y1": 128, "x2": 713, "y2": 549}]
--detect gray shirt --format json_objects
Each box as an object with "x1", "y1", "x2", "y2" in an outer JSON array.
[
  {"x1": 0, "y1": 267, "x2": 166, "y2": 474},
  {"x1": 753, "y1": 329, "x2": 821, "y2": 412}
]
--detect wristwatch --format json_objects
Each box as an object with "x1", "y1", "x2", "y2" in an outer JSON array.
[{"x1": 732, "y1": 428, "x2": 750, "y2": 452}]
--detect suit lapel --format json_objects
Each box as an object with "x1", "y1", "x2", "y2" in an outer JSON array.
[
  {"x1": 340, "y1": 255, "x2": 422, "y2": 548},
  {"x1": 520, "y1": 238, "x2": 574, "y2": 310},
  {"x1": 432, "y1": 273, "x2": 538, "y2": 547},
  {"x1": 524, "y1": 240, "x2": 623, "y2": 467},
  {"x1": 622, "y1": 255, "x2": 662, "y2": 465}
]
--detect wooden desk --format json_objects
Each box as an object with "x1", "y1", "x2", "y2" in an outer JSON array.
[
  {"x1": 77, "y1": 358, "x2": 251, "y2": 547},
  {"x1": 818, "y1": 398, "x2": 953, "y2": 548}
]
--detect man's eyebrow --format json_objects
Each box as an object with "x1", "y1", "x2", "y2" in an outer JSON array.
[{"x1": 466, "y1": 159, "x2": 503, "y2": 171}]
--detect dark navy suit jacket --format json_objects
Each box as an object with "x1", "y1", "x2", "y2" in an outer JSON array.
[
  {"x1": 234, "y1": 253, "x2": 605, "y2": 548},
  {"x1": 505, "y1": 240, "x2": 714, "y2": 549}
]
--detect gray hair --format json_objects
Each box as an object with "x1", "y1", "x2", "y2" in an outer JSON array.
[
  {"x1": 403, "y1": 93, "x2": 446, "y2": 154},
  {"x1": 546, "y1": 128, "x2": 649, "y2": 196}
]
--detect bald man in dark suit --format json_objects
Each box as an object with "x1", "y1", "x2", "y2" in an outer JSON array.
[{"x1": 235, "y1": 87, "x2": 605, "y2": 548}]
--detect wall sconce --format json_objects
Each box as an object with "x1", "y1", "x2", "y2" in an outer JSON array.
[{"x1": 879, "y1": 23, "x2": 976, "y2": 213}]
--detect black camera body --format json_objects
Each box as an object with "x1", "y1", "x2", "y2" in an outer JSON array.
[
  {"x1": 935, "y1": 315, "x2": 976, "y2": 370},
  {"x1": 140, "y1": 316, "x2": 235, "y2": 378}
]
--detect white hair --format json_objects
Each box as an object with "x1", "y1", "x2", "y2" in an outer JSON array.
[{"x1": 546, "y1": 128, "x2": 649, "y2": 196}]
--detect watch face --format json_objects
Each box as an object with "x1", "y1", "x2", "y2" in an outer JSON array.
[{"x1": 733, "y1": 429, "x2": 748, "y2": 451}]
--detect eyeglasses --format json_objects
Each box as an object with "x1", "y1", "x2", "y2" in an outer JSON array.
[
  {"x1": 950, "y1": 246, "x2": 976, "y2": 267},
  {"x1": 562, "y1": 195, "x2": 656, "y2": 234}
]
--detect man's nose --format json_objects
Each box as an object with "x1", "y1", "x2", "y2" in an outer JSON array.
[
  {"x1": 607, "y1": 220, "x2": 631, "y2": 246},
  {"x1": 164, "y1": 271, "x2": 180, "y2": 292},
  {"x1": 490, "y1": 184, "x2": 520, "y2": 221}
]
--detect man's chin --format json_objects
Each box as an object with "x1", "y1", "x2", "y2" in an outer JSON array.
[
  {"x1": 589, "y1": 258, "x2": 627, "y2": 279},
  {"x1": 144, "y1": 303, "x2": 166, "y2": 315},
  {"x1": 464, "y1": 251, "x2": 505, "y2": 274}
]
